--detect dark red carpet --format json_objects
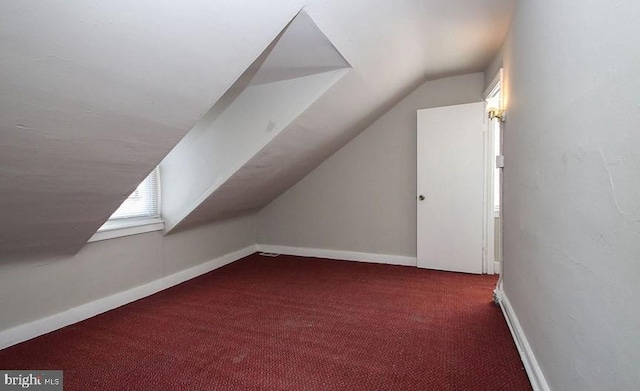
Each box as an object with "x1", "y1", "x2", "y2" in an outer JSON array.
[{"x1": 0, "y1": 254, "x2": 531, "y2": 390}]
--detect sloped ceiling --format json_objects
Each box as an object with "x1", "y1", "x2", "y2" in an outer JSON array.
[
  {"x1": 249, "y1": 12, "x2": 350, "y2": 86},
  {"x1": 161, "y1": 12, "x2": 351, "y2": 233},
  {"x1": 0, "y1": 0, "x2": 514, "y2": 259}
]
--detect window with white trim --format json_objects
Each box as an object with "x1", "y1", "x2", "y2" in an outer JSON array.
[
  {"x1": 109, "y1": 167, "x2": 161, "y2": 221},
  {"x1": 89, "y1": 167, "x2": 163, "y2": 242}
]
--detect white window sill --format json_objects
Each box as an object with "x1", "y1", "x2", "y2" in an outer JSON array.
[{"x1": 88, "y1": 217, "x2": 164, "y2": 243}]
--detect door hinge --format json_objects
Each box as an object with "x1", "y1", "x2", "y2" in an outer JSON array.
[{"x1": 496, "y1": 155, "x2": 505, "y2": 168}]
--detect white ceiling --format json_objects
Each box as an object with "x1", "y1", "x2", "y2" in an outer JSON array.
[
  {"x1": 249, "y1": 12, "x2": 350, "y2": 86},
  {"x1": 0, "y1": 0, "x2": 514, "y2": 258}
]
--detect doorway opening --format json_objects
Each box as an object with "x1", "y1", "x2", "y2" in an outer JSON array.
[
  {"x1": 483, "y1": 69, "x2": 504, "y2": 275},
  {"x1": 415, "y1": 73, "x2": 503, "y2": 275}
]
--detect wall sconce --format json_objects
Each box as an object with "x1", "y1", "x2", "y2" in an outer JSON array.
[{"x1": 486, "y1": 95, "x2": 506, "y2": 122}]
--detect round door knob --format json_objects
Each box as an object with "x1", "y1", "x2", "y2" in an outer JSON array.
[{"x1": 418, "y1": 195, "x2": 425, "y2": 201}]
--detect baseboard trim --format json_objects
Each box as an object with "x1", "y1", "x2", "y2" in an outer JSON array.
[
  {"x1": 496, "y1": 289, "x2": 551, "y2": 391},
  {"x1": 0, "y1": 245, "x2": 257, "y2": 350},
  {"x1": 256, "y1": 244, "x2": 416, "y2": 267}
]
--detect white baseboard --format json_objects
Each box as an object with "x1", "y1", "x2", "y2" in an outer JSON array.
[
  {"x1": 0, "y1": 245, "x2": 257, "y2": 350},
  {"x1": 256, "y1": 244, "x2": 417, "y2": 267},
  {"x1": 496, "y1": 289, "x2": 551, "y2": 391}
]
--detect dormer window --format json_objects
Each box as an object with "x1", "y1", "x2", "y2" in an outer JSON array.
[
  {"x1": 109, "y1": 167, "x2": 160, "y2": 221},
  {"x1": 89, "y1": 167, "x2": 163, "y2": 242}
]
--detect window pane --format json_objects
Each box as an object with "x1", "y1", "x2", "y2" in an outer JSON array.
[{"x1": 110, "y1": 167, "x2": 160, "y2": 220}]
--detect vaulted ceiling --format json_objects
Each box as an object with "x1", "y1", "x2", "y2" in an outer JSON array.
[{"x1": 0, "y1": 0, "x2": 514, "y2": 259}]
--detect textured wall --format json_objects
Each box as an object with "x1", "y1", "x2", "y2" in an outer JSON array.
[
  {"x1": 502, "y1": 1, "x2": 640, "y2": 389},
  {"x1": 257, "y1": 73, "x2": 484, "y2": 258}
]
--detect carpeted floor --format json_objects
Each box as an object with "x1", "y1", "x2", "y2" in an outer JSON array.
[{"x1": 0, "y1": 254, "x2": 532, "y2": 390}]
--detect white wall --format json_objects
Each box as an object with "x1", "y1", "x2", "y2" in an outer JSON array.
[
  {"x1": 257, "y1": 73, "x2": 484, "y2": 258},
  {"x1": 0, "y1": 213, "x2": 256, "y2": 333},
  {"x1": 502, "y1": 1, "x2": 640, "y2": 390}
]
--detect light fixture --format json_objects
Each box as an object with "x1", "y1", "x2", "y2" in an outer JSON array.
[{"x1": 486, "y1": 95, "x2": 506, "y2": 122}]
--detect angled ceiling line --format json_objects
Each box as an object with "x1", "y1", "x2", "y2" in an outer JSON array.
[
  {"x1": 167, "y1": 68, "x2": 350, "y2": 233},
  {"x1": 176, "y1": 13, "x2": 295, "y2": 136},
  {"x1": 299, "y1": 10, "x2": 353, "y2": 69},
  {"x1": 160, "y1": 11, "x2": 352, "y2": 233}
]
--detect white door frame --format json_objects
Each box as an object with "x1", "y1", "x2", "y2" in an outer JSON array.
[{"x1": 481, "y1": 70, "x2": 503, "y2": 275}]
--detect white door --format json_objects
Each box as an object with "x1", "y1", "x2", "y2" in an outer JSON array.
[{"x1": 417, "y1": 102, "x2": 484, "y2": 274}]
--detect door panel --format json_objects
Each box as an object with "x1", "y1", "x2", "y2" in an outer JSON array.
[{"x1": 417, "y1": 102, "x2": 484, "y2": 274}]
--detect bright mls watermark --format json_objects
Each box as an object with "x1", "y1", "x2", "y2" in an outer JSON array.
[{"x1": 1, "y1": 371, "x2": 62, "y2": 390}]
